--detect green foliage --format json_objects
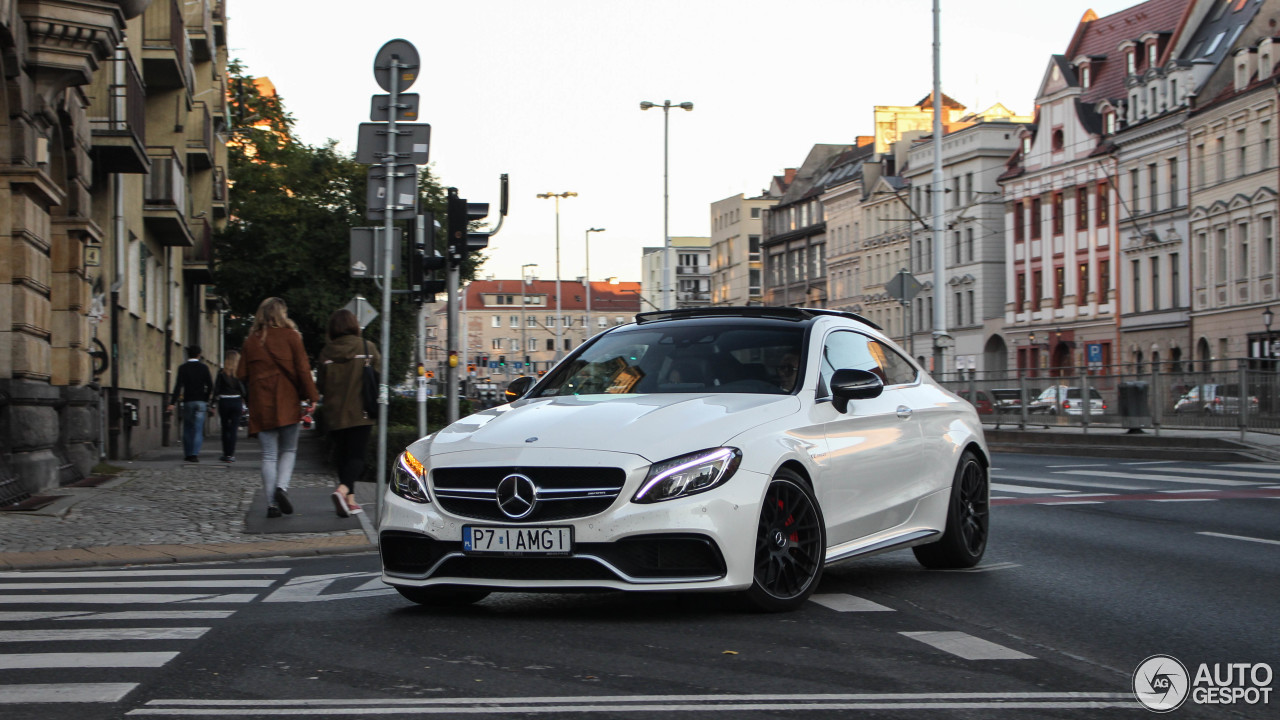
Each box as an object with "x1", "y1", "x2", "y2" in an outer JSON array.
[{"x1": 212, "y1": 60, "x2": 484, "y2": 383}]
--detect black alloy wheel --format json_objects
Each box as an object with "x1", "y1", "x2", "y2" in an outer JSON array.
[
  {"x1": 744, "y1": 469, "x2": 825, "y2": 612},
  {"x1": 913, "y1": 450, "x2": 989, "y2": 569}
]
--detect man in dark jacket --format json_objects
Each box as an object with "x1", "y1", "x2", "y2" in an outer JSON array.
[{"x1": 166, "y1": 345, "x2": 214, "y2": 462}]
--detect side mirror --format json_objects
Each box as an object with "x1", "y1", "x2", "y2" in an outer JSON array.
[
  {"x1": 504, "y1": 376, "x2": 535, "y2": 403},
  {"x1": 830, "y1": 368, "x2": 884, "y2": 413}
]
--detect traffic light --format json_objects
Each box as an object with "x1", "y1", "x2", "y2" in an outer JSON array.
[
  {"x1": 498, "y1": 355, "x2": 506, "y2": 367},
  {"x1": 408, "y1": 212, "x2": 446, "y2": 303},
  {"x1": 480, "y1": 355, "x2": 489, "y2": 367},
  {"x1": 446, "y1": 187, "x2": 491, "y2": 264}
]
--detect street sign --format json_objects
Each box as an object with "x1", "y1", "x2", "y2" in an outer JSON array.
[
  {"x1": 886, "y1": 270, "x2": 925, "y2": 304},
  {"x1": 349, "y1": 227, "x2": 402, "y2": 278},
  {"x1": 489, "y1": 361, "x2": 499, "y2": 370},
  {"x1": 366, "y1": 164, "x2": 419, "y2": 220},
  {"x1": 373, "y1": 39, "x2": 420, "y2": 93},
  {"x1": 355, "y1": 122, "x2": 431, "y2": 165},
  {"x1": 343, "y1": 296, "x2": 378, "y2": 330},
  {"x1": 1087, "y1": 343, "x2": 1103, "y2": 364},
  {"x1": 370, "y1": 93, "x2": 419, "y2": 122}
]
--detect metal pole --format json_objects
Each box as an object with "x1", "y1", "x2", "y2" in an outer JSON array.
[
  {"x1": 663, "y1": 102, "x2": 671, "y2": 311},
  {"x1": 416, "y1": 215, "x2": 426, "y2": 438},
  {"x1": 930, "y1": 0, "x2": 948, "y2": 379},
  {"x1": 375, "y1": 57, "x2": 400, "y2": 514},
  {"x1": 585, "y1": 228, "x2": 592, "y2": 335},
  {"x1": 554, "y1": 195, "x2": 562, "y2": 360},
  {"x1": 447, "y1": 268, "x2": 460, "y2": 425}
]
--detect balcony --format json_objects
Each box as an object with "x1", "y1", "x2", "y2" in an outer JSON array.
[
  {"x1": 212, "y1": 0, "x2": 226, "y2": 47},
  {"x1": 183, "y1": 216, "x2": 213, "y2": 283},
  {"x1": 144, "y1": 150, "x2": 193, "y2": 247},
  {"x1": 186, "y1": 101, "x2": 213, "y2": 170},
  {"x1": 211, "y1": 165, "x2": 228, "y2": 218},
  {"x1": 142, "y1": 0, "x2": 192, "y2": 91},
  {"x1": 184, "y1": 0, "x2": 215, "y2": 62},
  {"x1": 88, "y1": 51, "x2": 148, "y2": 174},
  {"x1": 676, "y1": 265, "x2": 708, "y2": 275}
]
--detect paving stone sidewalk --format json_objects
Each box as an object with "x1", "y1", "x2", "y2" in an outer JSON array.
[{"x1": 0, "y1": 428, "x2": 376, "y2": 571}]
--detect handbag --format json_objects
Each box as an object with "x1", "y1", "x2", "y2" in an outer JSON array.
[{"x1": 361, "y1": 337, "x2": 379, "y2": 417}]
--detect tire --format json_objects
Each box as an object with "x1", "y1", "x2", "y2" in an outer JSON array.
[
  {"x1": 913, "y1": 450, "x2": 988, "y2": 569},
  {"x1": 743, "y1": 469, "x2": 826, "y2": 612},
  {"x1": 394, "y1": 585, "x2": 490, "y2": 607}
]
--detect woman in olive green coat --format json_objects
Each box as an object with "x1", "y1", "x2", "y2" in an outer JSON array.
[{"x1": 317, "y1": 309, "x2": 380, "y2": 517}]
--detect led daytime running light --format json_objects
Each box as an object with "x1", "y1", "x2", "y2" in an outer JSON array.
[{"x1": 634, "y1": 447, "x2": 741, "y2": 503}]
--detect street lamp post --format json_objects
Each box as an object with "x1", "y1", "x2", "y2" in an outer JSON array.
[
  {"x1": 640, "y1": 99, "x2": 693, "y2": 311},
  {"x1": 1264, "y1": 306, "x2": 1274, "y2": 368},
  {"x1": 536, "y1": 191, "x2": 577, "y2": 361},
  {"x1": 584, "y1": 227, "x2": 605, "y2": 335},
  {"x1": 521, "y1": 263, "x2": 537, "y2": 374}
]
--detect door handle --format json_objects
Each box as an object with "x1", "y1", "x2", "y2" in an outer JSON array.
[{"x1": 897, "y1": 405, "x2": 912, "y2": 419}]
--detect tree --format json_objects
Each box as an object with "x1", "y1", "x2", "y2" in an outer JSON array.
[{"x1": 213, "y1": 61, "x2": 478, "y2": 384}]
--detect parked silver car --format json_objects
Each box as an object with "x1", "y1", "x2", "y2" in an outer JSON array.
[
  {"x1": 1172, "y1": 384, "x2": 1259, "y2": 415},
  {"x1": 1028, "y1": 385, "x2": 1106, "y2": 415}
]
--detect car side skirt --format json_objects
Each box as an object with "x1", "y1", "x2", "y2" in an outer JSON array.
[{"x1": 824, "y1": 528, "x2": 941, "y2": 565}]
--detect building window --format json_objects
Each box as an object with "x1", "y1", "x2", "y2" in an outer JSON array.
[
  {"x1": 1265, "y1": 217, "x2": 1275, "y2": 275},
  {"x1": 1217, "y1": 227, "x2": 1228, "y2": 284},
  {"x1": 1127, "y1": 50, "x2": 1136, "y2": 75},
  {"x1": 1054, "y1": 266, "x2": 1065, "y2": 308},
  {"x1": 1148, "y1": 42, "x2": 1158, "y2": 68},
  {"x1": 510, "y1": 316, "x2": 519, "y2": 328},
  {"x1": 1195, "y1": 143, "x2": 1206, "y2": 189},
  {"x1": 1033, "y1": 269, "x2": 1043, "y2": 308},
  {"x1": 750, "y1": 207, "x2": 760, "y2": 219},
  {"x1": 1238, "y1": 222, "x2": 1250, "y2": 277},
  {"x1": 1151, "y1": 256, "x2": 1160, "y2": 311},
  {"x1": 1014, "y1": 202, "x2": 1025, "y2": 242},
  {"x1": 954, "y1": 292, "x2": 963, "y2": 327},
  {"x1": 966, "y1": 290, "x2": 975, "y2": 325},
  {"x1": 1016, "y1": 272, "x2": 1026, "y2": 309},
  {"x1": 1099, "y1": 259, "x2": 1111, "y2": 303},
  {"x1": 545, "y1": 339, "x2": 554, "y2": 351},
  {"x1": 965, "y1": 228, "x2": 974, "y2": 262},
  {"x1": 1197, "y1": 232, "x2": 1208, "y2": 286},
  {"x1": 1051, "y1": 128, "x2": 1064, "y2": 152},
  {"x1": 1171, "y1": 253, "x2": 1181, "y2": 307},
  {"x1": 1130, "y1": 169, "x2": 1141, "y2": 214},
  {"x1": 1078, "y1": 262, "x2": 1090, "y2": 300},
  {"x1": 1169, "y1": 157, "x2": 1179, "y2": 207},
  {"x1": 1132, "y1": 259, "x2": 1142, "y2": 313},
  {"x1": 1081, "y1": 64, "x2": 1091, "y2": 88},
  {"x1": 1076, "y1": 186, "x2": 1089, "y2": 230},
  {"x1": 1097, "y1": 181, "x2": 1109, "y2": 225},
  {"x1": 953, "y1": 230, "x2": 962, "y2": 265},
  {"x1": 1238, "y1": 128, "x2": 1248, "y2": 177},
  {"x1": 1263, "y1": 121, "x2": 1273, "y2": 169},
  {"x1": 1216, "y1": 136, "x2": 1226, "y2": 182},
  {"x1": 491, "y1": 315, "x2": 501, "y2": 328},
  {"x1": 492, "y1": 338, "x2": 504, "y2": 350},
  {"x1": 1148, "y1": 163, "x2": 1159, "y2": 213},
  {"x1": 1052, "y1": 192, "x2": 1064, "y2": 235},
  {"x1": 1031, "y1": 198, "x2": 1042, "y2": 239}
]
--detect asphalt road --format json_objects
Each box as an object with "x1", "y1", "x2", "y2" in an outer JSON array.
[{"x1": 1, "y1": 453, "x2": 1276, "y2": 719}]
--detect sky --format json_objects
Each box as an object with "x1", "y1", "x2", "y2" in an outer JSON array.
[{"x1": 229, "y1": 0, "x2": 1145, "y2": 285}]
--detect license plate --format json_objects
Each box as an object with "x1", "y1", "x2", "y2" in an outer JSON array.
[{"x1": 463, "y1": 525, "x2": 573, "y2": 555}]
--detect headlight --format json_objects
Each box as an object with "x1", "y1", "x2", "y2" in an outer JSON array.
[
  {"x1": 632, "y1": 447, "x2": 742, "y2": 503},
  {"x1": 390, "y1": 451, "x2": 431, "y2": 504}
]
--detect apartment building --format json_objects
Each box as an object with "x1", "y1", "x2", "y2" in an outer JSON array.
[
  {"x1": 999, "y1": 0, "x2": 1197, "y2": 378},
  {"x1": 1186, "y1": 0, "x2": 1280, "y2": 366},
  {"x1": 640, "y1": 237, "x2": 710, "y2": 310},
  {"x1": 761, "y1": 144, "x2": 853, "y2": 308},
  {"x1": 431, "y1": 278, "x2": 642, "y2": 386},
  {"x1": 709, "y1": 194, "x2": 773, "y2": 306},
  {"x1": 0, "y1": 0, "x2": 229, "y2": 499}
]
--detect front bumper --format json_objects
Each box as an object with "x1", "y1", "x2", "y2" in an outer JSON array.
[{"x1": 378, "y1": 449, "x2": 767, "y2": 593}]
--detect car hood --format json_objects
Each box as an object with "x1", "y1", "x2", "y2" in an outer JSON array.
[{"x1": 424, "y1": 393, "x2": 801, "y2": 462}]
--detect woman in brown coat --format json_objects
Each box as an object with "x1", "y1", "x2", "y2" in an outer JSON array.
[
  {"x1": 317, "y1": 308, "x2": 380, "y2": 517},
  {"x1": 237, "y1": 297, "x2": 319, "y2": 518}
]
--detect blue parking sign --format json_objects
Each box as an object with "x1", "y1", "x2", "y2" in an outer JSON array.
[{"x1": 1087, "y1": 343, "x2": 1102, "y2": 363}]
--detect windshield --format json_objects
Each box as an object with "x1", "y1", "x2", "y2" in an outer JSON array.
[{"x1": 531, "y1": 322, "x2": 806, "y2": 397}]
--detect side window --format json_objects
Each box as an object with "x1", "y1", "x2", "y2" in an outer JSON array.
[{"x1": 819, "y1": 331, "x2": 919, "y2": 393}]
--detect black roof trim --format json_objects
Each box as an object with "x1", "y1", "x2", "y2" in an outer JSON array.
[{"x1": 635, "y1": 306, "x2": 883, "y2": 331}]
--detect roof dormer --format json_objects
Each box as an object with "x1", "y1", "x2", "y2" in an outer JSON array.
[
  {"x1": 1258, "y1": 37, "x2": 1279, "y2": 81},
  {"x1": 1234, "y1": 46, "x2": 1257, "y2": 92},
  {"x1": 1137, "y1": 31, "x2": 1170, "y2": 74},
  {"x1": 1072, "y1": 54, "x2": 1105, "y2": 90},
  {"x1": 1119, "y1": 39, "x2": 1139, "y2": 76}
]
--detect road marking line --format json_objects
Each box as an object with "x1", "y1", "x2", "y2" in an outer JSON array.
[
  {"x1": 1160, "y1": 489, "x2": 1209, "y2": 493},
  {"x1": 0, "y1": 580, "x2": 276, "y2": 590},
  {"x1": 1041, "y1": 501, "x2": 1104, "y2": 505},
  {"x1": 1121, "y1": 461, "x2": 1176, "y2": 465},
  {"x1": 0, "y1": 610, "x2": 234, "y2": 622},
  {"x1": 809, "y1": 594, "x2": 893, "y2": 612},
  {"x1": 0, "y1": 627, "x2": 209, "y2": 642},
  {"x1": 1150, "y1": 498, "x2": 1214, "y2": 502},
  {"x1": 1055, "y1": 470, "x2": 1253, "y2": 486},
  {"x1": 1263, "y1": 485, "x2": 1280, "y2": 490},
  {"x1": 900, "y1": 631, "x2": 1035, "y2": 660},
  {"x1": 997, "y1": 473, "x2": 1152, "y2": 491},
  {"x1": 1044, "y1": 464, "x2": 1111, "y2": 468},
  {"x1": 935, "y1": 562, "x2": 1020, "y2": 573},
  {"x1": 0, "y1": 683, "x2": 138, "y2": 704},
  {"x1": 0, "y1": 568, "x2": 289, "y2": 578},
  {"x1": 1144, "y1": 467, "x2": 1280, "y2": 479},
  {"x1": 991, "y1": 483, "x2": 1063, "y2": 495},
  {"x1": 138, "y1": 691, "x2": 1133, "y2": 707},
  {"x1": 1197, "y1": 532, "x2": 1280, "y2": 546},
  {"x1": 0, "y1": 651, "x2": 178, "y2": 669},
  {"x1": 0, "y1": 593, "x2": 258, "y2": 605}
]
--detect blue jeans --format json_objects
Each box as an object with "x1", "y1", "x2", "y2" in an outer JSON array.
[
  {"x1": 181, "y1": 401, "x2": 208, "y2": 458},
  {"x1": 259, "y1": 423, "x2": 300, "y2": 503}
]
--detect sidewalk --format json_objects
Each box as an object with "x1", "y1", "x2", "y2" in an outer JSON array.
[
  {"x1": 0, "y1": 426, "x2": 378, "y2": 571},
  {"x1": 983, "y1": 421, "x2": 1280, "y2": 461}
]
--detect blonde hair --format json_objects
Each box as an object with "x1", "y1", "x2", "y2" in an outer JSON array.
[
  {"x1": 249, "y1": 297, "x2": 298, "y2": 336},
  {"x1": 223, "y1": 350, "x2": 241, "y2": 376}
]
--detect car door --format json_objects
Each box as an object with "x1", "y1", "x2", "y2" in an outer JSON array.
[{"x1": 813, "y1": 329, "x2": 925, "y2": 547}]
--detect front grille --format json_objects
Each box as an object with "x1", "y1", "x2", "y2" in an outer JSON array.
[
  {"x1": 432, "y1": 466, "x2": 626, "y2": 522},
  {"x1": 381, "y1": 532, "x2": 726, "y2": 584}
]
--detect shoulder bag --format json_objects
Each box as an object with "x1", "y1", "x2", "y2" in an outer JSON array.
[{"x1": 361, "y1": 338, "x2": 379, "y2": 417}]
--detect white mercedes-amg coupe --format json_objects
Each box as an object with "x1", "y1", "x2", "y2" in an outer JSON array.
[{"x1": 380, "y1": 307, "x2": 990, "y2": 612}]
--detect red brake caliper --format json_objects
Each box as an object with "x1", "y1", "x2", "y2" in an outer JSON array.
[{"x1": 778, "y1": 499, "x2": 798, "y2": 543}]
